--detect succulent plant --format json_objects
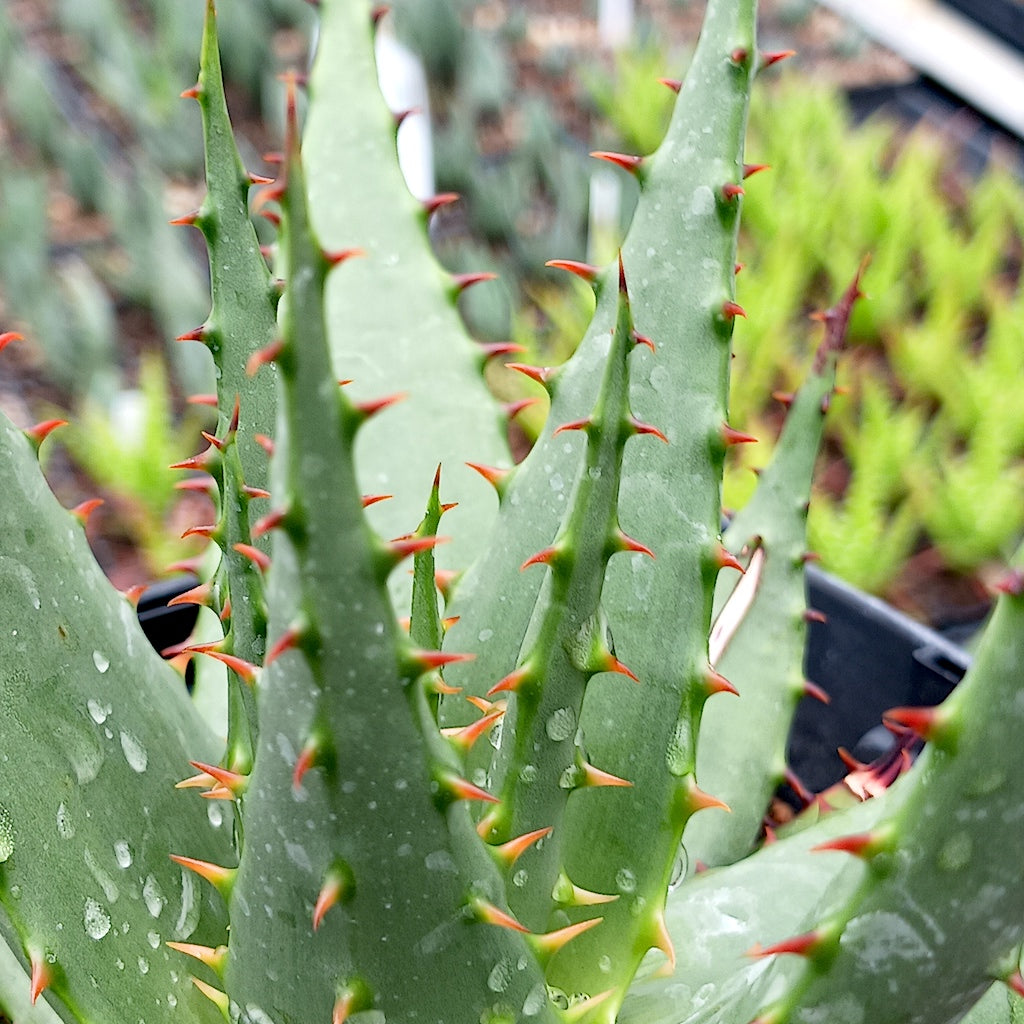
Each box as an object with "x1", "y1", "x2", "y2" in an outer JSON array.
[{"x1": 3, "y1": 2, "x2": 1024, "y2": 1024}]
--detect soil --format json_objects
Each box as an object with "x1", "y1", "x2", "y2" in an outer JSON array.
[{"x1": 0, "y1": 0, "x2": 1001, "y2": 636}]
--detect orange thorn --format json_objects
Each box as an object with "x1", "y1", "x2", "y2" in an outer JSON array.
[
  {"x1": 633, "y1": 331, "x2": 655, "y2": 351},
  {"x1": 188, "y1": 760, "x2": 248, "y2": 796},
  {"x1": 165, "y1": 941, "x2": 228, "y2": 973},
  {"x1": 434, "y1": 567, "x2": 460, "y2": 600},
  {"x1": 721, "y1": 183, "x2": 744, "y2": 201},
  {"x1": 811, "y1": 832, "x2": 879, "y2": 858},
  {"x1": 714, "y1": 545, "x2": 745, "y2": 573},
  {"x1": 531, "y1": 917, "x2": 603, "y2": 958},
  {"x1": 491, "y1": 826, "x2": 553, "y2": 867},
  {"x1": 545, "y1": 258, "x2": 601, "y2": 283},
  {"x1": 424, "y1": 191, "x2": 460, "y2": 215},
  {"x1": 313, "y1": 872, "x2": 349, "y2": 930},
  {"x1": 252, "y1": 508, "x2": 286, "y2": 538},
  {"x1": 191, "y1": 977, "x2": 230, "y2": 1013},
  {"x1": 720, "y1": 300, "x2": 746, "y2": 320},
  {"x1": 615, "y1": 529, "x2": 655, "y2": 558},
  {"x1": 581, "y1": 762, "x2": 632, "y2": 789},
  {"x1": 233, "y1": 542, "x2": 270, "y2": 572},
  {"x1": 452, "y1": 271, "x2": 498, "y2": 294},
  {"x1": 760, "y1": 49, "x2": 796, "y2": 70},
  {"x1": 324, "y1": 247, "x2": 364, "y2": 267},
  {"x1": 743, "y1": 162, "x2": 771, "y2": 179},
  {"x1": 0, "y1": 330, "x2": 24, "y2": 352},
  {"x1": 180, "y1": 83, "x2": 201, "y2": 100},
  {"x1": 70, "y1": 498, "x2": 104, "y2": 525},
  {"x1": 354, "y1": 391, "x2": 407, "y2": 419},
  {"x1": 521, "y1": 545, "x2": 560, "y2": 571},
  {"x1": 487, "y1": 665, "x2": 532, "y2": 697},
  {"x1": 388, "y1": 534, "x2": 448, "y2": 561},
  {"x1": 629, "y1": 415, "x2": 668, "y2": 442},
  {"x1": 882, "y1": 705, "x2": 945, "y2": 743},
  {"x1": 505, "y1": 362, "x2": 557, "y2": 387},
  {"x1": 169, "y1": 855, "x2": 237, "y2": 896},
  {"x1": 658, "y1": 77, "x2": 682, "y2": 93},
  {"x1": 552, "y1": 417, "x2": 591, "y2": 437},
  {"x1": 439, "y1": 771, "x2": 499, "y2": 804},
  {"x1": 1005, "y1": 971, "x2": 1024, "y2": 999},
  {"x1": 169, "y1": 209, "x2": 200, "y2": 227},
  {"x1": 684, "y1": 778, "x2": 730, "y2": 814},
  {"x1": 176, "y1": 325, "x2": 209, "y2": 343},
  {"x1": 747, "y1": 930, "x2": 822, "y2": 960},
  {"x1": 441, "y1": 708, "x2": 505, "y2": 751},
  {"x1": 25, "y1": 418, "x2": 67, "y2": 447},
  {"x1": 590, "y1": 151, "x2": 645, "y2": 176},
  {"x1": 265, "y1": 624, "x2": 305, "y2": 666},
  {"x1": 652, "y1": 908, "x2": 677, "y2": 976},
  {"x1": 803, "y1": 679, "x2": 830, "y2": 704},
  {"x1": 197, "y1": 649, "x2": 259, "y2": 685},
  {"x1": 803, "y1": 608, "x2": 828, "y2": 625},
  {"x1": 722, "y1": 423, "x2": 757, "y2": 446},
  {"x1": 167, "y1": 581, "x2": 213, "y2": 608},
  {"x1": 474, "y1": 899, "x2": 529, "y2": 933},
  {"x1": 29, "y1": 955, "x2": 51, "y2": 1005},
  {"x1": 504, "y1": 396, "x2": 541, "y2": 420},
  {"x1": 361, "y1": 492, "x2": 392, "y2": 508},
  {"x1": 705, "y1": 667, "x2": 738, "y2": 697},
  {"x1": 245, "y1": 338, "x2": 285, "y2": 376},
  {"x1": 466, "y1": 461, "x2": 511, "y2": 493},
  {"x1": 254, "y1": 432, "x2": 275, "y2": 455}
]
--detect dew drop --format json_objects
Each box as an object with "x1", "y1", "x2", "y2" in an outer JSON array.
[
  {"x1": 518, "y1": 764, "x2": 538, "y2": 784},
  {"x1": 598, "y1": 955, "x2": 612, "y2": 974},
  {"x1": 92, "y1": 650, "x2": 110, "y2": 674},
  {"x1": 478, "y1": 628, "x2": 494, "y2": 643},
  {"x1": 0, "y1": 805, "x2": 14, "y2": 862},
  {"x1": 207, "y1": 802, "x2": 224, "y2": 828},
  {"x1": 143, "y1": 875, "x2": 166, "y2": 918},
  {"x1": 84, "y1": 898, "x2": 111, "y2": 939},
  {"x1": 488, "y1": 959, "x2": 512, "y2": 993},
  {"x1": 138, "y1": 956, "x2": 150, "y2": 975},
  {"x1": 56, "y1": 802, "x2": 75, "y2": 839},
  {"x1": 114, "y1": 840, "x2": 133, "y2": 868},
  {"x1": 522, "y1": 982, "x2": 549, "y2": 1016},
  {"x1": 147, "y1": 931, "x2": 160, "y2": 950},
  {"x1": 512, "y1": 869, "x2": 528, "y2": 888},
  {"x1": 615, "y1": 867, "x2": 637, "y2": 893},
  {"x1": 119, "y1": 730, "x2": 148, "y2": 773},
  {"x1": 545, "y1": 707, "x2": 576, "y2": 742},
  {"x1": 87, "y1": 699, "x2": 111, "y2": 724}
]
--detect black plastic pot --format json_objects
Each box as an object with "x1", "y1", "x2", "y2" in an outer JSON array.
[
  {"x1": 940, "y1": 0, "x2": 1024, "y2": 54},
  {"x1": 136, "y1": 567, "x2": 974, "y2": 794}
]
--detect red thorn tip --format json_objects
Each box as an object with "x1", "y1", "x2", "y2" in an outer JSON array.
[
  {"x1": 633, "y1": 331, "x2": 655, "y2": 350},
  {"x1": 545, "y1": 259, "x2": 600, "y2": 283},
  {"x1": 630, "y1": 416, "x2": 669, "y2": 442},
  {"x1": 181, "y1": 523, "x2": 216, "y2": 540},
  {"x1": 293, "y1": 742, "x2": 318, "y2": 790},
  {"x1": 493, "y1": 826, "x2": 553, "y2": 865},
  {"x1": 721, "y1": 183, "x2": 744, "y2": 201},
  {"x1": 242, "y1": 485, "x2": 271, "y2": 500},
  {"x1": 169, "y1": 210, "x2": 200, "y2": 227},
  {"x1": 121, "y1": 583, "x2": 147, "y2": 606},
  {"x1": 245, "y1": 338, "x2": 285, "y2": 376},
  {"x1": 882, "y1": 705, "x2": 942, "y2": 741},
  {"x1": 26, "y1": 419, "x2": 68, "y2": 444},
  {"x1": 995, "y1": 569, "x2": 1024, "y2": 596},
  {"x1": 233, "y1": 543, "x2": 270, "y2": 572},
  {"x1": 71, "y1": 498, "x2": 104, "y2": 525},
  {"x1": 590, "y1": 151, "x2": 645, "y2": 175},
  {"x1": 480, "y1": 341, "x2": 527, "y2": 360},
  {"x1": 167, "y1": 582, "x2": 212, "y2": 608},
  {"x1": 553, "y1": 417, "x2": 591, "y2": 437},
  {"x1": 734, "y1": 262, "x2": 745, "y2": 274},
  {"x1": 784, "y1": 767, "x2": 814, "y2": 807},
  {"x1": 189, "y1": 760, "x2": 247, "y2": 795},
  {"x1": 30, "y1": 956, "x2": 51, "y2": 1004},
  {"x1": 803, "y1": 680, "x2": 830, "y2": 705},
  {"x1": 200, "y1": 650, "x2": 260, "y2": 685},
  {"x1": 730, "y1": 46, "x2": 749, "y2": 64},
  {"x1": 165, "y1": 941, "x2": 227, "y2": 972},
  {"x1": 616, "y1": 530, "x2": 654, "y2": 558},
  {"x1": 200, "y1": 429, "x2": 226, "y2": 452},
  {"x1": 388, "y1": 534, "x2": 448, "y2": 560},
  {"x1": 355, "y1": 392, "x2": 407, "y2": 418},
  {"x1": 441, "y1": 708, "x2": 504, "y2": 750},
  {"x1": 254, "y1": 433, "x2": 276, "y2": 456},
  {"x1": 705, "y1": 668, "x2": 739, "y2": 696},
  {"x1": 361, "y1": 492, "x2": 392, "y2": 507},
  {"x1": 434, "y1": 568, "x2": 459, "y2": 598},
  {"x1": 715, "y1": 545, "x2": 745, "y2": 573},
  {"x1": 180, "y1": 83, "x2": 201, "y2": 99},
  {"x1": 176, "y1": 325, "x2": 208, "y2": 343},
  {"x1": 761, "y1": 49, "x2": 796, "y2": 68},
  {"x1": 442, "y1": 772, "x2": 499, "y2": 804},
  {"x1": 466, "y1": 462, "x2": 511, "y2": 490},
  {"x1": 743, "y1": 162, "x2": 771, "y2": 179},
  {"x1": 803, "y1": 608, "x2": 828, "y2": 625},
  {"x1": 487, "y1": 665, "x2": 532, "y2": 697},
  {"x1": 1005, "y1": 971, "x2": 1024, "y2": 999},
  {"x1": 324, "y1": 247, "x2": 364, "y2": 267},
  {"x1": 252, "y1": 508, "x2": 286, "y2": 537},
  {"x1": 265, "y1": 625, "x2": 304, "y2": 666},
  {"x1": 747, "y1": 931, "x2": 821, "y2": 959},
  {"x1": 411, "y1": 648, "x2": 474, "y2": 672},
  {"x1": 248, "y1": 171, "x2": 275, "y2": 185},
  {"x1": 506, "y1": 362, "x2": 556, "y2": 386},
  {"x1": 605, "y1": 654, "x2": 639, "y2": 683},
  {"x1": 424, "y1": 191, "x2": 460, "y2": 215},
  {"x1": 504, "y1": 396, "x2": 541, "y2": 420},
  {"x1": 722, "y1": 423, "x2": 757, "y2": 446},
  {"x1": 811, "y1": 832, "x2": 878, "y2": 858},
  {"x1": 452, "y1": 271, "x2": 498, "y2": 293},
  {"x1": 658, "y1": 77, "x2": 682, "y2": 92},
  {"x1": 521, "y1": 546, "x2": 560, "y2": 571},
  {"x1": 0, "y1": 331, "x2": 24, "y2": 352},
  {"x1": 721, "y1": 300, "x2": 746, "y2": 320},
  {"x1": 313, "y1": 875, "x2": 346, "y2": 930},
  {"x1": 771, "y1": 390, "x2": 794, "y2": 408},
  {"x1": 175, "y1": 478, "x2": 215, "y2": 496}
]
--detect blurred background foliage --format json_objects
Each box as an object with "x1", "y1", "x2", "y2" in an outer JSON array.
[{"x1": 2, "y1": 0, "x2": 1022, "y2": 624}]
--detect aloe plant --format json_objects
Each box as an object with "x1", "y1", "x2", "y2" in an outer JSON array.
[{"x1": 3, "y1": 2, "x2": 1024, "y2": 1024}]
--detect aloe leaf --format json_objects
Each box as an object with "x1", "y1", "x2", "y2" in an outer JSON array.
[
  {"x1": 0, "y1": 416, "x2": 232, "y2": 1024},
  {"x1": 302, "y1": 0, "x2": 512, "y2": 602}
]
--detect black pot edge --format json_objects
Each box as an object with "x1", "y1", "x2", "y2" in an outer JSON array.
[{"x1": 134, "y1": 567, "x2": 976, "y2": 792}]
